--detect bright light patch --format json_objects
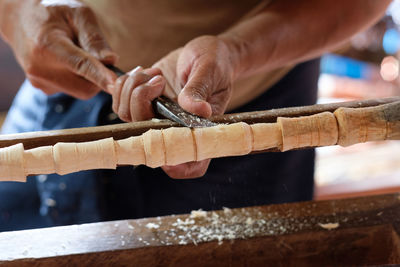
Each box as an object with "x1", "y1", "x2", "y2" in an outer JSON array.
[
  {"x1": 380, "y1": 56, "x2": 399, "y2": 81},
  {"x1": 41, "y1": 0, "x2": 83, "y2": 7}
]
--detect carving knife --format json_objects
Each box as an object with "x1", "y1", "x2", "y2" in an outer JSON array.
[{"x1": 106, "y1": 65, "x2": 217, "y2": 128}]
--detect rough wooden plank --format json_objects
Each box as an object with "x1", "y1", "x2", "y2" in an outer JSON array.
[
  {"x1": 1, "y1": 193, "x2": 400, "y2": 266},
  {"x1": 213, "y1": 96, "x2": 400, "y2": 124},
  {"x1": 0, "y1": 97, "x2": 398, "y2": 150},
  {"x1": 0, "y1": 119, "x2": 176, "y2": 150}
]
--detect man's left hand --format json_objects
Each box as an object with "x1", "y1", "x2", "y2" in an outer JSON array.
[{"x1": 111, "y1": 35, "x2": 237, "y2": 178}]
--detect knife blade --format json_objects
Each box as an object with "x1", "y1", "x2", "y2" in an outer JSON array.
[{"x1": 106, "y1": 65, "x2": 218, "y2": 128}]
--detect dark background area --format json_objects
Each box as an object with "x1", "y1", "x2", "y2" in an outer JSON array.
[{"x1": 0, "y1": 38, "x2": 24, "y2": 111}]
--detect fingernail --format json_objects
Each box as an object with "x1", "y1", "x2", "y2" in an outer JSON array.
[
  {"x1": 148, "y1": 75, "x2": 163, "y2": 86},
  {"x1": 128, "y1": 66, "x2": 142, "y2": 75},
  {"x1": 190, "y1": 94, "x2": 205, "y2": 102},
  {"x1": 192, "y1": 97, "x2": 205, "y2": 102},
  {"x1": 181, "y1": 88, "x2": 205, "y2": 102}
]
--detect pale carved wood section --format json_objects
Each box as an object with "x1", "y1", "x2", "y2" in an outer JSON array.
[
  {"x1": 1, "y1": 99, "x2": 400, "y2": 182},
  {"x1": 0, "y1": 97, "x2": 398, "y2": 150}
]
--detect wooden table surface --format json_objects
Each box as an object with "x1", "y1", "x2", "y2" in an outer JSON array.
[{"x1": 0, "y1": 193, "x2": 400, "y2": 266}]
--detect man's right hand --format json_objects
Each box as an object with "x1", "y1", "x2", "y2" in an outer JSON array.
[{"x1": 0, "y1": 0, "x2": 117, "y2": 99}]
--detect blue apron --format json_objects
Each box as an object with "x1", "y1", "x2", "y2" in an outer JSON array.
[{"x1": 0, "y1": 59, "x2": 319, "y2": 230}]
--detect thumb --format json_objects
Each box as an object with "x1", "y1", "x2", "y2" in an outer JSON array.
[
  {"x1": 72, "y1": 8, "x2": 118, "y2": 65},
  {"x1": 177, "y1": 68, "x2": 213, "y2": 118}
]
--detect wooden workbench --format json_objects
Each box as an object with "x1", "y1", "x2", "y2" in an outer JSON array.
[{"x1": 0, "y1": 193, "x2": 399, "y2": 266}]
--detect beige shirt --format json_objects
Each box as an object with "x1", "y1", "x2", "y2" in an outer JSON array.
[{"x1": 82, "y1": 0, "x2": 292, "y2": 110}]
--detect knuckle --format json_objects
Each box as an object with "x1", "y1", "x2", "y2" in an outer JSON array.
[
  {"x1": 85, "y1": 32, "x2": 105, "y2": 45},
  {"x1": 29, "y1": 80, "x2": 40, "y2": 88},
  {"x1": 76, "y1": 91, "x2": 96, "y2": 100},
  {"x1": 24, "y1": 62, "x2": 38, "y2": 76},
  {"x1": 34, "y1": 27, "x2": 58, "y2": 54},
  {"x1": 25, "y1": 50, "x2": 46, "y2": 75},
  {"x1": 77, "y1": 83, "x2": 100, "y2": 99},
  {"x1": 28, "y1": 75, "x2": 55, "y2": 95},
  {"x1": 70, "y1": 82, "x2": 99, "y2": 100},
  {"x1": 119, "y1": 113, "x2": 130, "y2": 122},
  {"x1": 129, "y1": 72, "x2": 150, "y2": 83},
  {"x1": 27, "y1": 76, "x2": 42, "y2": 89},
  {"x1": 35, "y1": 32, "x2": 49, "y2": 51},
  {"x1": 186, "y1": 81, "x2": 209, "y2": 98},
  {"x1": 74, "y1": 56, "x2": 91, "y2": 74},
  {"x1": 112, "y1": 104, "x2": 118, "y2": 115},
  {"x1": 131, "y1": 85, "x2": 150, "y2": 101},
  {"x1": 31, "y1": 43, "x2": 45, "y2": 57},
  {"x1": 116, "y1": 75, "x2": 128, "y2": 87},
  {"x1": 118, "y1": 108, "x2": 131, "y2": 122},
  {"x1": 77, "y1": 6, "x2": 95, "y2": 17}
]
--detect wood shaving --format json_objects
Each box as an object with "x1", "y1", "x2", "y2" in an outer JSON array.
[
  {"x1": 223, "y1": 207, "x2": 232, "y2": 214},
  {"x1": 190, "y1": 209, "x2": 207, "y2": 219},
  {"x1": 245, "y1": 218, "x2": 254, "y2": 225},
  {"x1": 145, "y1": 223, "x2": 160, "y2": 229},
  {"x1": 318, "y1": 222, "x2": 339, "y2": 230}
]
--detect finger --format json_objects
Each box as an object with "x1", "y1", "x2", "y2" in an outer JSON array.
[
  {"x1": 111, "y1": 74, "x2": 129, "y2": 114},
  {"x1": 130, "y1": 75, "x2": 165, "y2": 122},
  {"x1": 27, "y1": 75, "x2": 59, "y2": 95},
  {"x1": 118, "y1": 68, "x2": 146, "y2": 122},
  {"x1": 28, "y1": 70, "x2": 101, "y2": 99},
  {"x1": 177, "y1": 65, "x2": 213, "y2": 118},
  {"x1": 161, "y1": 159, "x2": 211, "y2": 179},
  {"x1": 152, "y1": 48, "x2": 182, "y2": 99},
  {"x1": 54, "y1": 37, "x2": 117, "y2": 91},
  {"x1": 117, "y1": 68, "x2": 161, "y2": 122},
  {"x1": 72, "y1": 7, "x2": 118, "y2": 65},
  {"x1": 112, "y1": 66, "x2": 142, "y2": 115}
]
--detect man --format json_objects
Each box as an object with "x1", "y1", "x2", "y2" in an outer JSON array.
[{"x1": 0, "y1": 0, "x2": 390, "y2": 228}]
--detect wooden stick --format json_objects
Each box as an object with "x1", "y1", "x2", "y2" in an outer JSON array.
[
  {"x1": 212, "y1": 97, "x2": 400, "y2": 123},
  {"x1": 4, "y1": 100, "x2": 400, "y2": 182},
  {"x1": 0, "y1": 97, "x2": 398, "y2": 150},
  {"x1": 1, "y1": 98, "x2": 400, "y2": 182}
]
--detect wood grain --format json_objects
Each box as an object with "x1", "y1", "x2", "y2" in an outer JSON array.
[
  {"x1": 1, "y1": 193, "x2": 400, "y2": 266},
  {"x1": 0, "y1": 97, "x2": 399, "y2": 150}
]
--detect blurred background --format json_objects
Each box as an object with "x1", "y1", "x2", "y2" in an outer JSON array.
[
  {"x1": 315, "y1": 1, "x2": 400, "y2": 200},
  {"x1": 1, "y1": 1, "x2": 400, "y2": 201}
]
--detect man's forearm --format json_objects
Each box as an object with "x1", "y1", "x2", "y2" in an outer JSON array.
[{"x1": 220, "y1": 0, "x2": 391, "y2": 80}]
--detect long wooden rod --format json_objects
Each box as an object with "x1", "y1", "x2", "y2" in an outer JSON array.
[{"x1": 0, "y1": 97, "x2": 399, "y2": 149}]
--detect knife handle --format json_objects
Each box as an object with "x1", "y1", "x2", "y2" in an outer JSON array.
[{"x1": 106, "y1": 64, "x2": 125, "y2": 77}]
